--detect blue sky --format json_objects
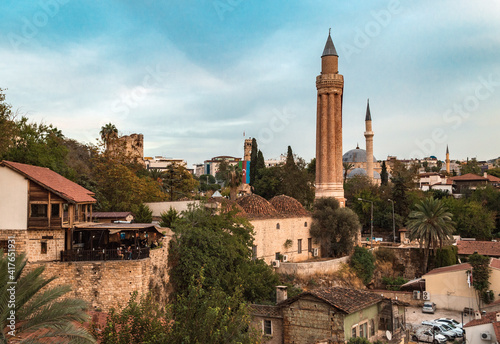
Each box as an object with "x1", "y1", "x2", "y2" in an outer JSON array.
[{"x1": 1, "y1": 1, "x2": 499, "y2": 166}]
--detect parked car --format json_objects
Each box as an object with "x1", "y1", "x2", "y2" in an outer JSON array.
[
  {"x1": 438, "y1": 323, "x2": 463, "y2": 338},
  {"x1": 412, "y1": 329, "x2": 447, "y2": 344},
  {"x1": 422, "y1": 301, "x2": 436, "y2": 314},
  {"x1": 421, "y1": 321, "x2": 457, "y2": 340},
  {"x1": 434, "y1": 318, "x2": 463, "y2": 329}
]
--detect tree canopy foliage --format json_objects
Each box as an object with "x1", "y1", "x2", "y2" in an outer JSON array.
[
  {"x1": 407, "y1": 197, "x2": 455, "y2": 272},
  {"x1": 350, "y1": 246, "x2": 375, "y2": 285},
  {"x1": 253, "y1": 145, "x2": 315, "y2": 208},
  {"x1": 468, "y1": 253, "x2": 492, "y2": 307},
  {"x1": 310, "y1": 197, "x2": 361, "y2": 258}
]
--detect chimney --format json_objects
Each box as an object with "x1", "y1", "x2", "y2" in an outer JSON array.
[
  {"x1": 475, "y1": 310, "x2": 481, "y2": 320},
  {"x1": 276, "y1": 286, "x2": 288, "y2": 304},
  {"x1": 496, "y1": 313, "x2": 500, "y2": 322},
  {"x1": 484, "y1": 172, "x2": 488, "y2": 178}
]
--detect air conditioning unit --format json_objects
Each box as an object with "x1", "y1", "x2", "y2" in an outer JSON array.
[
  {"x1": 422, "y1": 291, "x2": 431, "y2": 301},
  {"x1": 480, "y1": 332, "x2": 491, "y2": 340},
  {"x1": 282, "y1": 255, "x2": 288, "y2": 262},
  {"x1": 413, "y1": 291, "x2": 421, "y2": 300},
  {"x1": 271, "y1": 260, "x2": 280, "y2": 268},
  {"x1": 312, "y1": 248, "x2": 319, "y2": 257}
]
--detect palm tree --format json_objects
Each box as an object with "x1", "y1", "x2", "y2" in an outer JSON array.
[
  {"x1": 407, "y1": 197, "x2": 455, "y2": 273},
  {"x1": 99, "y1": 123, "x2": 118, "y2": 150},
  {"x1": 0, "y1": 251, "x2": 96, "y2": 343},
  {"x1": 227, "y1": 165, "x2": 242, "y2": 201},
  {"x1": 343, "y1": 162, "x2": 354, "y2": 183}
]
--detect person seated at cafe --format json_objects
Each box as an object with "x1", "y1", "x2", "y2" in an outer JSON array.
[
  {"x1": 126, "y1": 246, "x2": 133, "y2": 260},
  {"x1": 117, "y1": 247, "x2": 124, "y2": 260}
]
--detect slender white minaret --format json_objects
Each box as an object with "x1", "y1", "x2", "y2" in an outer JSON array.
[{"x1": 364, "y1": 99, "x2": 374, "y2": 183}]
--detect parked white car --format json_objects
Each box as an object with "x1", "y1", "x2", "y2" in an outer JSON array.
[
  {"x1": 434, "y1": 318, "x2": 463, "y2": 329},
  {"x1": 412, "y1": 329, "x2": 448, "y2": 344},
  {"x1": 421, "y1": 321, "x2": 457, "y2": 340}
]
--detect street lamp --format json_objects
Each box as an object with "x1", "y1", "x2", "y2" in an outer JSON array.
[
  {"x1": 358, "y1": 198, "x2": 373, "y2": 248},
  {"x1": 388, "y1": 199, "x2": 395, "y2": 243}
]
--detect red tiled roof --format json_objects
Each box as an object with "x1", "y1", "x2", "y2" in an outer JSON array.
[
  {"x1": 279, "y1": 287, "x2": 383, "y2": 314},
  {"x1": 486, "y1": 174, "x2": 500, "y2": 183},
  {"x1": 1, "y1": 160, "x2": 96, "y2": 203},
  {"x1": 450, "y1": 173, "x2": 488, "y2": 181},
  {"x1": 494, "y1": 322, "x2": 500, "y2": 340},
  {"x1": 424, "y1": 263, "x2": 472, "y2": 276},
  {"x1": 490, "y1": 258, "x2": 500, "y2": 269},
  {"x1": 90, "y1": 212, "x2": 132, "y2": 219},
  {"x1": 457, "y1": 241, "x2": 500, "y2": 257},
  {"x1": 463, "y1": 311, "x2": 499, "y2": 328}
]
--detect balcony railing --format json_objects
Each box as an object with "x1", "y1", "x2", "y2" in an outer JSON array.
[{"x1": 60, "y1": 248, "x2": 150, "y2": 262}]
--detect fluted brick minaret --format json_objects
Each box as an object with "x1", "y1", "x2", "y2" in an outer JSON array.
[
  {"x1": 364, "y1": 99, "x2": 374, "y2": 183},
  {"x1": 315, "y1": 31, "x2": 345, "y2": 207},
  {"x1": 446, "y1": 145, "x2": 450, "y2": 173}
]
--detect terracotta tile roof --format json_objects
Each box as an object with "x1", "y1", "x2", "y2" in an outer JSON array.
[
  {"x1": 1, "y1": 160, "x2": 96, "y2": 203},
  {"x1": 486, "y1": 174, "x2": 500, "y2": 183},
  {"x1": 463, "y1": 311, "x2": 499, "y2": 328},
  {"x1": 457, "y1": 240, "x2": 500, "y2": 257},
  {"x1": 450, "y1": 173, "x2": 488, "y2": 181},
  {"x1": 490, "y1": 258, "x2": 500, "y2": 269},
  {"x1": 424, "y1": 263, "x2": 472, "y2": 276},
  {"x1": 279, "y1": 287, "x2": 383, "y2": 314},
  {"x1": 269, "y1": 195, "x2": 309, "y2": 217},
  {"x1": 494, "y1": 322, "x2": 500, "y2": 340},
  {"x1": 236, "y1": 194, "x2": 279, "y2": 218},
  {"x1": 90, "y1": 212, "x2": 132, "y2": 219}
]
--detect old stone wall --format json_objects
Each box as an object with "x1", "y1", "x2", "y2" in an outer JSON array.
[
  {"x1": 251, "y1": 217, "x2": 320, "y2": 264},
  {"x1": 277, "y1": 256, "x2": 350, "y2": 277},
  {"x1": 0, "y1": 230, "x2": 28, "y2": 255},
  {"x1": 283, "y1": 296, "x2": 344, "y2": 344},
  {"x1": 26, "y1": 229, "x2": 65, "y2": 262},
  {"x1": 24, "y1": 236, "x2": 172, "y2": 312}
]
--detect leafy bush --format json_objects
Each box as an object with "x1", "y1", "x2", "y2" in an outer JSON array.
[
  {"x1": 381, "y1": 276, "x2": 408, "y2": 291},
  {"x1": 347, "y1": 337, "x2": 371, "y2": 344},
  {"x1": 132, "y1": 202, "x2": 153, "y2": 223},
  {"x1": 350, "y1": 246, "x2": 375, "y2": 285},
  {"x1": 159, "y1": 208, "x2": 179, "y2": 228},
  {"x1": 434, "y1": 245, "x2": 457, "y2": 268}
]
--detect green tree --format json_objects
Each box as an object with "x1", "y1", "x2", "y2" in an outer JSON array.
[
  {"x1": 347, "y1": 337, "x2": 371, "y2": 344},
  {"x1": 159, "y1": 208, "x2": 180, "y2": 228},
  {"x1": 442, "y1": 198, "x2": 494, "y2": 240},
  {"x1": 168, "y1": 204, "x2": 279, "y2": 304},
  {"x1": 468, "y1": 253, "x2": 492, "y2": 308},
  {"x1": 460, "y1": 158, "x2": 482, "y2": 175},
  {"x1": 163, "y1": 162, "x2": 198, "y2": 200},
  {"x1": 391, "y1": 160, "x2": 418, "y2": 221},
  {"x1": 0, "y1": 88, "x2": 16, "y2": 158},
  {"x1": 380, "y1": 161, "x2": 388, "y2": 186},
  {"x1": 99, "y1": 123, "x2": 118, "y2": 150},
  {"x1": 168, "y1": 272, "x2": 260, "y2": 344},
  {"x1": 249, "y1": 138, "x2": 258, "y2": 185},
  {"x1": 0, "y1": 251, "x2": 95, "y2": 343},
  {"x1": 93, "y1": 292, "x2": 169, "y2": 344},
  {"x1": 433, "y1": 245, "x2": 457, "y2": 268},
  {"x1": 343, "y1": 162, "x2": 354, "y2": 183},
  {"x1": 132, "y1": 203, "x2": 153, "y2": 223},
  {"x1": 407, "y1": 197, "x2": 455, "y2": 272},
  {"x1": 350, "y1": 246, "x2": 375, "y2": 285},
  {"x1": 310, "y1": 198, "x2": 361, "y2": 258}
]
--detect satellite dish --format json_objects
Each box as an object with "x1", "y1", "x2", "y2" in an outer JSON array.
[{"x1": 386, "y1": 331, "x2": 392, "y2": 341}]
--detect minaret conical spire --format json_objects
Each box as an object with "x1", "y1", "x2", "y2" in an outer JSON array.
[
  {"x1": 365, "y1": 99, "x2": 372, "y2": 121},
  {"x1": 322, "y1": 29, "x2": 338, "y2": 57}
]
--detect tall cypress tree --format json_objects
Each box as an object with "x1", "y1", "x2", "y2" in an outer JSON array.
[
  {"x1": 380, "y1": 161, "x2": 388, "y2": 185},
  {"x1": 249, "y1": 138, "x2": 258, "y2": 185}
]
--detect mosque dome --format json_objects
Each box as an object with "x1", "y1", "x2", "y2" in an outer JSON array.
[
  {"x1": 343, "y1": 146, "x2": 377, "y2": 163},
  {"x1": 347, "y1": 168, "x2": 381, "y2": 179},
  {"x1": 236, "y1": 194, "x2": 278, "y2": 217},
  {"x1": 269, "y1": 195, "x2": 309, "y2": 216}
]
